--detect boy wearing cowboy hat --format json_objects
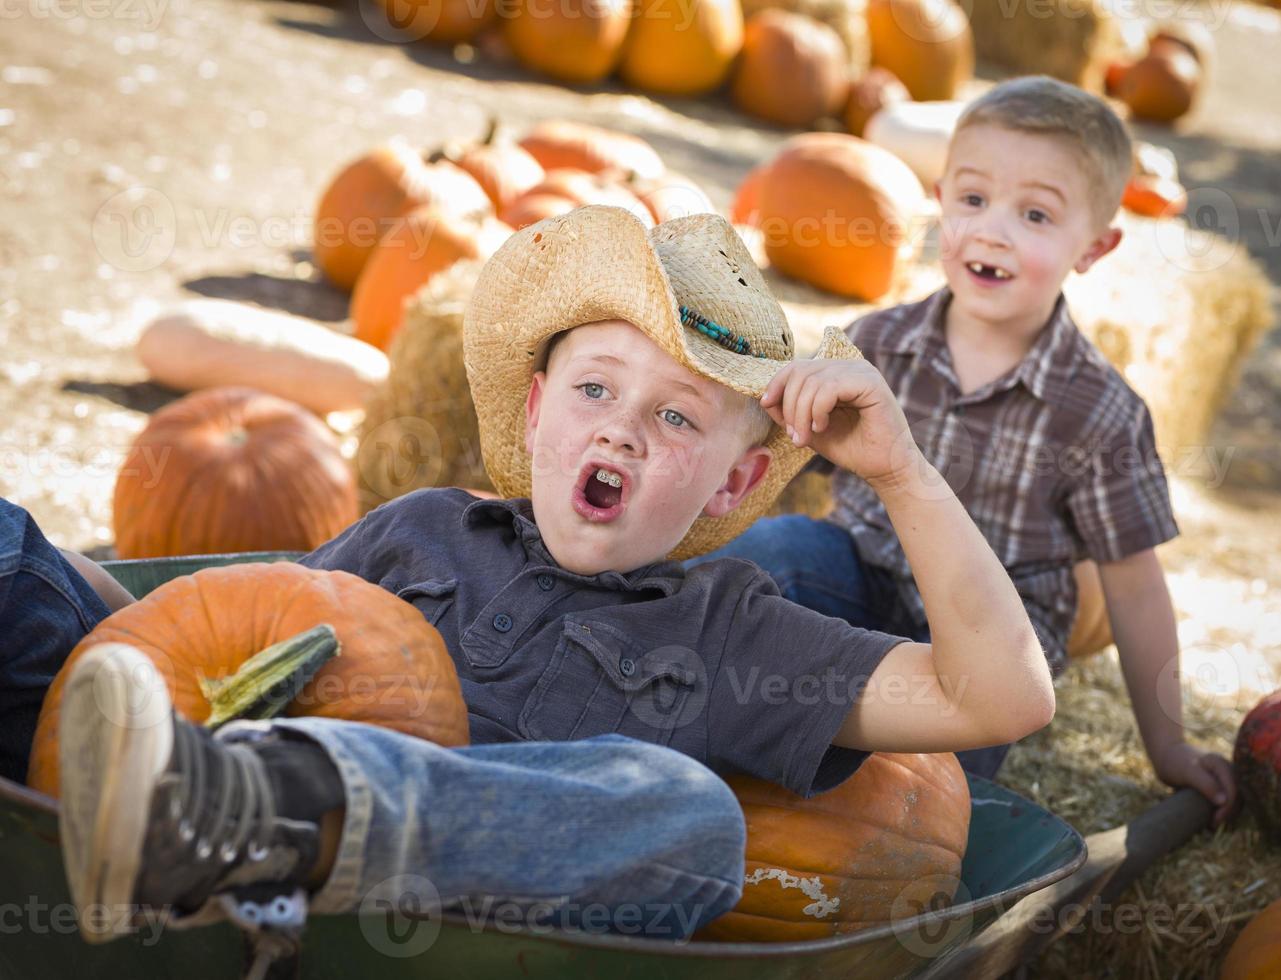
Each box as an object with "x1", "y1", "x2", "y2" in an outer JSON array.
[{"x1": 53, "y1": 207, "x2": 1053, "y2": 950}]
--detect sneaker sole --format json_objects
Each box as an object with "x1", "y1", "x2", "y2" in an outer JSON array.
[{"x1": 58, "y1": 642, "x2": 174, "y2": 943}]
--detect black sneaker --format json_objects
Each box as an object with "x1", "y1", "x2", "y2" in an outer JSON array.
[{"x1": 58, "y1": 642, "x2": 342, "y2": 943}]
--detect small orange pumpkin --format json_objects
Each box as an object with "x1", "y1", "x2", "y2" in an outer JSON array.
[
  {"x1": 502, "y1": 0, "x2": 634, "y2": 85},
  {"x1": 351, "y1": 208, "x2": 511, "y2": 352},
  {"x1": 757, "y1": 132, "x2": 925, "y2": 300},
  {"x1": 1120, "y1": 49, "x2": 1200, "y2": 124},
  {"x1": 453, "y1": 120, "x2": 546, "y2": 212},
  {"x1": 27, "y1": 562, "x2": 471, "y2": 797},
  {"x1": 517, "y1": 120, "x2": 666, "y2": 181},
  {"x1": 698, "y1": 753, "x2": 971, "y2": 941},
  {"x1": 1121, "y1": 174, "x2": 1187, "y2": 218},
  {"x1": 731, "y1": 10, "x2": 850, "y2": 128},
  {"x1": 844, "y1": 66, "x2": 910, "y2": 138},
  {"x1": 866, "y1": 0, "x2": 973, "y2": 102},
  {"x1": 112, "y1": 388, "x2": 359, "y2": 560},
  {"x1": 313, "y1": 146, "x2": 492, "y2": 291},
  {"x1": 1219, "y1": 898, "x2": 1281, "y2": 980},
  {"x1": 618, "y1": 0, "x2": 744, "y2": 96}
]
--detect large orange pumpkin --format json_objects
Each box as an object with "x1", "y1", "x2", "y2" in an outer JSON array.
[
  {"x1": 866, "y1": 0, "x2": 973, "y2": 102},
  {"x1": 351, "y1": 208, "x2": 511, "y2": 351},
  {"x1": 313, "y1": 146, "x2": 492, "y2": 291},
  {"x1": 699, "y1": 753, "x2": 971, "y2": 941},
  {"x1": 370, "y1": 0, "x2": 497, "y2": 43},
  {"x1": 731, "y1": 10, "x2": 850, "y2": 128},
  {"x1": 1219, "y1": 898, "x2": 1281, "y2": 980},
  {"x1": 112, "y1": 387, "x2": 359, "y2": 559},
  {"x1": 756, "y1": 132, "x2": 925, "y2": 300},
  {"x1": 618, "y1": 0, "x2": 744, "y2": 96},
  {"x1": 730, "y1": 162, "x2": 769, "y2": 227},
  {"x1": 497, "y1": 192, "x2": 578, "y2": 231},
  {"x1": 27, "y1": 562, "x2": 470, "y2": 797},
  {"x1": 517, "y1": 120, "x2": 666, "y2": 182},
  {"x1": 502, "y1": 0, "x2": 634, "y2": 85}
]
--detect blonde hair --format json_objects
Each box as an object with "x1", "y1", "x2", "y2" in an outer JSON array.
[
  {"x1": 734, "y1": 392, "x2": 776, "y2": 449},
  {"x1": 953, "y1": 76, "x2": 1132, "y2": 229}
]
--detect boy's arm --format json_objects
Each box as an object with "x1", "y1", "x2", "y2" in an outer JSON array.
[
  {"x1": 761, "y1": 358, "x2": 1055, "y2": 753},
  {"x1": 1099, "y1": 549, "x2": 1236, "y2": 826},
  {"x1": 58, "y1": 549, "x2": 135, "y2": 613}
]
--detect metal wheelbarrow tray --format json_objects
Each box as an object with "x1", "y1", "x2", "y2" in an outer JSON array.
[{"x1": 0, "y1": 553, "x2": 1209, "y2": 978}]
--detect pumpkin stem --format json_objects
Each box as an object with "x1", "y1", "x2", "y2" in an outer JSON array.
[
  {"x1": 200, "y1": 624, "x2": 341, "y2": 730},
  {"x1": 481, "y1": 116, "x2": 499, "y2": 146}
]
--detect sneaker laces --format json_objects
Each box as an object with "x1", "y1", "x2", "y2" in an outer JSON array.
[{"x1": 169, "y1": 715, "x2": 278, "y2": 868}]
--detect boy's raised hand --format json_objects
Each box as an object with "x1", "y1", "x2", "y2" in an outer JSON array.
[{"x1": 761, "y1": 359, "x2": 919, "y2": 488}]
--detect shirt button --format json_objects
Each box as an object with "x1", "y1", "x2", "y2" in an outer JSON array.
[
  {"x1": 619, "y1": 657, "x2": 636, "y2": 677},
  {"x1": 492, "y1": 613, "x2": 513, "y2": 633},
  {"x1": 536, "y1": 574, "x2": 554, "y2": 591}
]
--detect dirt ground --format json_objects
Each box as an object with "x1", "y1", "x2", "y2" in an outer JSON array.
[{"x1": 2, "y1": 0, "x2": 1280, "y2": 966}]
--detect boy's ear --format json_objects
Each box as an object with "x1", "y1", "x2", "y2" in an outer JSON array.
[
  {"x1": 702, "y1": 445, "x2": 773, "y2": 519},
  {"x1": 524, "y1": 371, "x2": 546, "y2": 456},
  {"x1": 1075, "y1": 225, "x2": 1123, "y2": 274}
]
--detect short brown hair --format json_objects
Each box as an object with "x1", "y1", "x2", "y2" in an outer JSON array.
[{"x1": 952, "y1": 76, "x2": 1132, "y2": 229}]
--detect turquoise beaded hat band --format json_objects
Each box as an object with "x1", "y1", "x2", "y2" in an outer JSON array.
[{"x1": 679, "y1": 305, "x2": 767, "y2": 359}]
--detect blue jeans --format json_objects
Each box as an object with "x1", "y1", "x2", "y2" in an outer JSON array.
[
  {"x1": 218, "y1": 721, "x2": 745, "y2": 940},
  {"x1": 686, "y1": 514, "x2": 1012, "y2": 779},
  {"x1": 0, "y1": 500, "x2": 110, "y2": 785}
]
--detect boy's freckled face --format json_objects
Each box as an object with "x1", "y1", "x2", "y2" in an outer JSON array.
[
  {"x1": 523, "y1": 320, "x2": 771, "y2": 576},
  {"x1": 937, "y1": 124, "x2": 1112, "y2": 335}
]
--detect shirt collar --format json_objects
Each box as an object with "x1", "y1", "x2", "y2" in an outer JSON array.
[
  {"x1": 886, "y1": 288, "x2": 1083, "y2": 406},
  {"x1": 462, "y1": 496, "x2": 684, "y2": 596}
]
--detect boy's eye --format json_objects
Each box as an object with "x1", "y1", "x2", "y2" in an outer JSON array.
[
  {"x1": 661, "y1": 408, "x2": 689, "y2": 429},
  {"x1": 578, "y1": 382, "x2": 606, "y2": 399},
  {"x1": 961, "y1": 193, "x2": 984, "y2": 207},
  {"x1": 1026, "y1": 209, "x2": 1050, "y2": 224}
]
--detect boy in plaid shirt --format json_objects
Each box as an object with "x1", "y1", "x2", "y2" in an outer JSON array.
[{"x1": 696, "y1": 76, "x2": 1235, "y2": 824}]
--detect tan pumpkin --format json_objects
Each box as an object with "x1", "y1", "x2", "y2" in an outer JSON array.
[
  {"x1": 517, "y1": 120, "x2": 666, "y2": 181},
  {"x1": 698, "y1": 753, "x2": 971, "y2": 941},
  {"x1": 351, "y1": 208, "x2": 511, "y2": 352},
  {"x1": 1119, "y1": 49, "x2": 1200, "y2": 124},
  {"x1": 866, "y1": 0, "x2": 973, "y2": 102},
  {"x1": 844, "y1": 66, "x2": 910, "y2": 138},
  {"x1": 731, "y1": 10, "x2": 850, "y2": 128},
  {"x1": 453, "y1": 120, "x2": 546, "y2": 212},
  {"x1": 370, "y1": 0, "x2": 496, "y2": 43},
  {"x1": 502, "y1": 0, "x2": 634, "y2": 85},
  {"x1": 112, "y1": 387, "x2": 358, "y2": 559},
  {"x1": 500, "y1": 169, "x2": 655, "y2": 230},
  {"x1": 137, "y1": 300, "x2": 389, "y2": 416},
  {"x1": 632, "y1": 171, "x2": 717, "y2": 223},
  {"x1": 730, "y1": 162, "x2": 770, "y2": 227},
  {"x1": 756, "y1": 131, "x2": 925, "y2": 300},
  {"x1": 618, "y1": 0, "x2": 744, "y2": 96},
  {"x1": 27, "y1": 562, "x2": 470, "y2": 797},
  {"x1": 312, "y1": 145, "x2": 492, "y2": 291},
  {"x1": 1219, "y1": 898, "x2": 1281, "y2": 980}
]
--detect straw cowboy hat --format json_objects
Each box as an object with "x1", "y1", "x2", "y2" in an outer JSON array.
[{"x1": 463, "y1": 205, "x2": 861, "y2": 560}]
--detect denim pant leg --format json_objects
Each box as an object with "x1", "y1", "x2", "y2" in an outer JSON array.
[
  {"x1": 685, "y1": 513, "x2": 902, "y2": 632},
  {"x1": 0, "y1": 501, "x2": 110, "y2": 785},
  {"x1": 232, "y1": 721, "x2": 745, "y2": 940}
]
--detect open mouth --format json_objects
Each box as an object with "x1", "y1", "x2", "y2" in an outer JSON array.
[
  {"x1": 572, "y1": 463, "x2": 628, "y2": 522},
  {"x1": 966, "y1": 261, "x2": 1013, "y2": 282}
]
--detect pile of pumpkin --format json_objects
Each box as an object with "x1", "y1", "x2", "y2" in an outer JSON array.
[{"x1": 366, "y1": 0, "x2": 976, "y2": 130}]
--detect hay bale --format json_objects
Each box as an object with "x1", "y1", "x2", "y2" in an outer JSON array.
[
  {"x1": 966, "y1": 0, "x2": 1126, "y2": 92},
  {"x1": 355, "y1": 261, "x2": 493, "y2": 514},
  {"x1": 740, "y1": 0, "x2": 871, "y2": 73}
]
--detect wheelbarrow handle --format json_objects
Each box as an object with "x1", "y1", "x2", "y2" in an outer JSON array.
[{"x1": 918, "y1": 789, "x2": 1213, "y2": 979}]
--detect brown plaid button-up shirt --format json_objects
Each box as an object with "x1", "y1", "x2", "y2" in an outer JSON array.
[{"x1": 821, "y1": 287, "x2": 1179, "y2": 673}]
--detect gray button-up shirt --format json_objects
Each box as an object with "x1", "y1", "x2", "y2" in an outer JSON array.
[{"x1": 301, "y1": 489, "x2": 906, "y2": 796}]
